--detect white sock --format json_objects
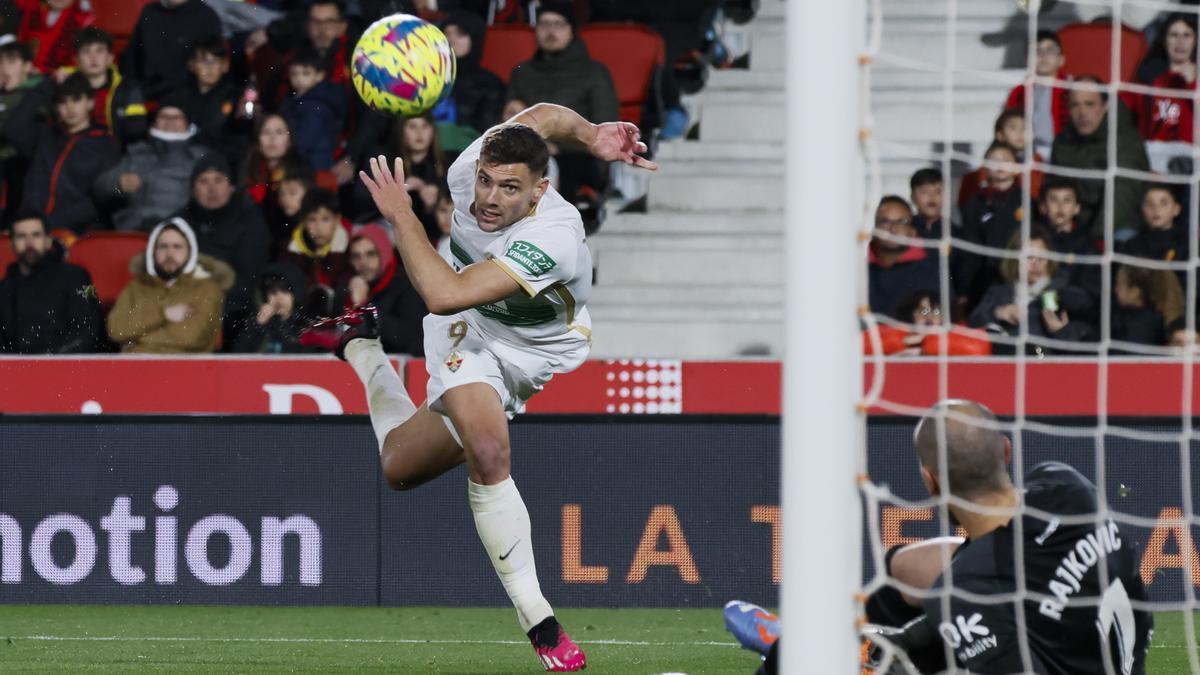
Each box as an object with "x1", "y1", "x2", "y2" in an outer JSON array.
[
  {"x1": 469, "y1": 477, "x2": 554, "y2": 633},
  {"x1": 344, "y1": 338, "x2": 417, "y2": 452}
]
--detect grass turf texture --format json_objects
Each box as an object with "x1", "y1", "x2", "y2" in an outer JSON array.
[
  {"x1": 0, "y1": 606, "x2": 761, "y2": 673},
  {"x1": 1, "y1": 606, "x2": 1194, "y2": 673}
]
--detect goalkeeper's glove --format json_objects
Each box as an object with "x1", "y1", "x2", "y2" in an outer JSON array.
[{"x1": 860, "y1": 615, "x2": 937, "y2": 675}]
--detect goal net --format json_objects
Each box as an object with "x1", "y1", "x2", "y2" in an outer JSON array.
[{"x1": 838, "y1": 0, "x2": 1200, "y2": 673}]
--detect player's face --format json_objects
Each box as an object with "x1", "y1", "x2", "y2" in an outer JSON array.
[
  {"x1": 10, "y1": 218, "x2": 48, "y2": 268},
  {"x1": 1039, "y1": 188, "x2": 1079, "y2": 232},
  {"x1": 1142, "y1": 189, "x2": 1181, "y2": 231},
  {"x1": 349, "y1": 238, "x2": 381, "y2": 282},
  {"x1": 402, "y1": 117, "x2": 434, "y2": 154},
  {"x1": 473, "y1": 161, "x2": 548, "y2": 233},
  {"x1": 56, "y1": 95, "x2": 92, "y2": 132},
  {"x1": 873, "y1": 202, "x2": 914, "y2": 253},
  {"x1": 188, "y1": 51, "x2": 228, "y2": 89},
  {"x1": 258, "y1": 115, "x2": 291, "y2": 162},
  {"x1": 1026, "y1": 239, "x2": 1050, "y2": 284},
  {"x1": 1035, "y1": 38, "x2": 1063, "y2": 77},
  {"x1": 307, "y1": 4, "x2": 346, "y2": 51},
  {"x1": 278, "y1": 179, "x2": 307, "y2": 217},
  {"x1": 1069, "y1": 90, "x2": 1107, "y2": 136},
  {"x1": 445, "y1": 24, "x2": 472, "y2": 59},
  {"x1": 193, "y1": 169, "x2": 234, "y2": 210},
  {"x1": 911, "y1": 183, "x2": 943, "y2": 221},
  {"x1": 153, "y1": 228, "x2": 190, "y2": 279},
  {"x1": 303, "y1": 207, "x2": 339, "y2": 248},
  {"x1": 535, "y1": 12, "x2": 572, "y2": 53},
  {"x1": 1166, "y1": 20, "x2": 1196, "y2": 66},
  {"x1": 76, "y1": 43, "x2": 112, "y2": 78}
]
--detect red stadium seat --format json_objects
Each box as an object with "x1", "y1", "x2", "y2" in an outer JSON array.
[
  {"x1": 1058, "y1": 22, "x2": 1147, "y2": 83},
  {"x1": 579, "y1": 23, "x2": 665, "y2": 127},
  {"x1": 315, "y1": 170, "x2": 339, "y2": 192},
  {"x1": 91, "y1": 0, "x2": 154, "y2": 57},
  {"x1": 481, "y1": 24, "x2": 537, "y2": 83},
  {"x1": 0, "y1": 234, "x2": 13, "y2": 281},
  {"x1": 68, "y1": 231, "x2": 149, "y2": 307}
]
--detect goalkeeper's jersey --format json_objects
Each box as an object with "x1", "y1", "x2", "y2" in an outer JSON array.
[
  {"x1": 444, "y1": 135, "x2": 593, "y2": 347},
  {"x1": 924, "y1": 462, "x2": 1152, "y2": 675}
]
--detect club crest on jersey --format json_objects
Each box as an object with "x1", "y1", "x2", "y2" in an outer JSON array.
[{"x1": 446, "y1": 351, "x2": 464, "y2": 372}]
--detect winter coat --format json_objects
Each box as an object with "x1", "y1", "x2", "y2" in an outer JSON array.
[
  {"x1": 1050, "y1": 101, "x2": 1150, "y2": 238},
  {"x1": 1005, "y1": 77, "x2": 1070, "y2": 137},
  {"x1": 1120, "y1": 223, "x2": 1192, "y2": 263},
  {"x1": 868, "y1": 244, "x2": 942, "y2": 320},
  {"x1": 443, "y1": 11, "x2": 505, "y2": 133},
  {"x1": 280, "y1": 224, "x2": 350, "y2": 290},
  {"x1": 232, "y1": 261, "x2": 315, "y2": 354},
  {"x1": 0, "y1": 250, "x2": 102, "y2": 353},
  {"x1": 88, "y1": 65, "x2": 148, "y2": 146},
  {"x1": 177, "y1": 191, "x2": 272, "y2": 313},
  {"x1": 954, "y1": 185, "x2": 1024, "y2": 304},
  {"x1": 96, "y1": 132, "x2": 211, "y2": 232},
  {"x1": 967, "y1": 271, "x2": 1096, "y2": 345},
  {"x1": 508, "y1": 38, "x2": 619, "y2": 125},
  {"x1": 0, "y1": 75, "x2": 45, "y2": 162},
  {"x1": 1138, "y1": 69, "x2": 1195, "y2": 143},
  {"x1": 4, "y1": 79, "x2": 120, "y2": 234},
  {"x1": 279, "y1": 80, "x2": 347, "y2": 171},
  {"x1": 107, "y1": 220, "x2": 235, "y2": 353},
  {"x1": 1111, "y1": 305, "x2": 1166, "y2": 348},
  {"x1": 176, "y1": 76, "x2": 252, "y2": 170},
  {"x1": 121, "y1": 0, "x2": 223, "y2": 100},
  {"x1": 1045, "y1": 222, "x2": 1102, "y2": 320},
  {"x1": 17, "y1": 0, "x2": 93, "y2": 73},
  {"x1": 335, "y1": 232, "x2": 426, "y2": 355}
]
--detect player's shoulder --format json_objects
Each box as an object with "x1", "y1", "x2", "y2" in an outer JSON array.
[
  {"x1": 522, "y1": 188, "x2": 585, "y2": 237},
  {"x1": 1024, "y1": 462, "x2": 1098, "y2": 516}
]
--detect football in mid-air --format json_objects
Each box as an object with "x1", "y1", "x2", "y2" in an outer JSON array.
[{"x1": 351, "y1": 14, "x2": 457, "y2": 117}]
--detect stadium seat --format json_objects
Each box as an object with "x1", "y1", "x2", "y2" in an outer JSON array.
[
  {"x1": 579, "y1": 23, "x2": 666, "y2": 127},
  {"x1": 68, "y1": 231, "x2": 149, "y2": 308},
  {"x1": 0, "y1": 234, "x2": 13, "y2": 281},
  {"x1": 315, "y1": 170, "x2": 339, "y2": 192},
  {"x1": 92, "y1": 0, "x2": 155, "y2": 56},
  {"x1": 1057, "y1": 22, "x2": 1147, "y2": 83},
  {"x1": 481, "y1": 24, "x2": 537, "y2": 83}
]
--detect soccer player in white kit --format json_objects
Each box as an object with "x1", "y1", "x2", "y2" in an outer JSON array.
[{"x1": 300, "y1": 103, "x2": 656, "y2": 672}]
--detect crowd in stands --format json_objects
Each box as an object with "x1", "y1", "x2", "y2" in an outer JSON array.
[
  {"x1": 870, "y1": 15, "x2": 1200, "y2": 356},
  {"x1": 0, "y1": 0, "x2": 727, "y2": 355}
]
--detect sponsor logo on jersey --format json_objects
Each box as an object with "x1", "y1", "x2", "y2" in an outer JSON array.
[
  {"x1": 939, "y1": 613, "x2": 998, "y2": 661},
  {"x1": 1039, "y1": 518, "x2": 1122, "y2": 620},
  {"x1": 505, "y1": 240, "x2": 557, "y2": 277},
  {"x1": 445, "y1": 351, "x2": 464, "y2": 372}
]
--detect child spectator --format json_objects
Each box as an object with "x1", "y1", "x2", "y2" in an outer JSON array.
[
  {"x1": 1138, "y1": 13, "x2": 1198, "y2": 173},
  {"x1": 233, "y1": 262, "x2": 315, "y2": 354},
  {"x1": 3, "y1": 72, "x2": 119, "y2": 234},
  {"x1": 95, "y1": 103, "x2": 211, "y2": 231},
  {"x1": 278, "y1": 46, "x2": 346, "y2": 171},
  {"x1": 1037, "y1": 178, "x2": 1100, "y2": 311},
  {"x1": 1111, "y1": 265, "x2": 1173, "y2": 348},
  {"x1": 350, "y1": 112, "x2": 445, "y2": 238},
  {"x1": 968, "y1": 227, "x2": 1096, "y2": 348},
  {"x1": 281, "y1": 187, "x2": 350, "y2": 292},
  {"x1": 241, "y1": 112, "x2": 311, "y2": 208},
  {"x1": 0, "y1": 40, "x2": 43, "y2": 221},
  {"x1": 955, "y1": 141, "x2": 1023, "y2": 308},
  {"x1": 1120, "y1": 184, "x2": 1190, "y2": 264},
  {"x1": 72, "y1": 27, "x2": 147, "y2": 145},
  {"x1": 107, "y1": 217, "x2": 233, "y2": 353},
  {"x1": 909, "y1": 167, "x2": 944, "y2": 240},
  {"x1": 265, "y1": 165, "x2": 314, "y2": 256},
  {"x1": 339, "y1": 224, "x2": 425, "y2": 355},
  {"x1": 1005, "y1": 29, "x2": 1069, "y2": 159},
  {"x1": 179, "y1": 37, "x2": 252, "y2": 170},
  {"x1": 439, "y1": 11, "x2": 505, "y2": 134},
  {"x1": 994, "y1": 109, "x2": 1027, "y2": 162},
  {"x1": 121, "y1": 0, "x2": 221, "y2": 100},
  {"x1": 17, "y1": 0, "x2": 93, "y2": 73}
]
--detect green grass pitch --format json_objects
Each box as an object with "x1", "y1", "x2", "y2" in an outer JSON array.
[{"x1": 0, "y1": 605, "x2": 1193, "y2": 673}]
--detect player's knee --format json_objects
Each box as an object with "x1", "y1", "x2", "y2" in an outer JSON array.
[
  {"x1": 468, "y1": 436, "x2": 510, "y2": 482},
  {"x1": 381, "y1": 450, "x2": 424, "y2": 491}
]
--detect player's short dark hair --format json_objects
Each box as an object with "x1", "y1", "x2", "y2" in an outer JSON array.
[
  {"x1": 1036, "y1": 29, "x2": 1061, "y2": 50},
  {"x1": 190, "y1": 35, "x2": 228, "y2": 60},
  {"x1": 480, "y1": 123, "x2": 549, "y2": 178},
  {"x1": 0, "y1": 40, "x2": 33, "y2": 63},
  {"x1": 53, "y1": 73, "x2": 93, "y2": 105},
  {"x1": 290, "y1": 46, "x2": 327, "y2": 73},
  {"x1": 74, "y1": 27, "x2": 112, "y2": 53},
  {"x1": 298, "y1": 188, "x2": 340, "y2": 221},
  {"x1": 9, "y1": 208, "x2": 47, "y2": 232},
  {"x1": 914, "y1": 400, "x2": 1010, "y2": 500},
  {"x1": 909, "y1": 167, "x2": 942, "y2": 191},
  {"x1": 994, "y1": 108, "x2": 1023, "y2": 135},
  {"x1": 1039, "y1": 177, "x2": 1078, "y2": 202}
]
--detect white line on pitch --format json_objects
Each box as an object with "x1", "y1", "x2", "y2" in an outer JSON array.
[{"x1": 10, "y1": 635, "x2": 740, "y2": 648}]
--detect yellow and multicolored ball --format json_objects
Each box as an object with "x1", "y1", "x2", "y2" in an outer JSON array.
[{"x1": 351, "y1": 14, "x2": 457, "y2": 117}]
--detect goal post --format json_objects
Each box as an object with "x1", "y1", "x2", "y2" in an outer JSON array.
[{"x1": 784, "y1": 0, "x2": 867, "y2": 672}]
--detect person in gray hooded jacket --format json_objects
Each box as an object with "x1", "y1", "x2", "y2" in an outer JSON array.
[{"x1": 95, "y1": 103, "x2": 212, "y2": 231}]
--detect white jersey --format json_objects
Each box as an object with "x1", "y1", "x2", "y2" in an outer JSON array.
[{"x1": 445, "y1": 136, "x2": 593, "y2": 347}]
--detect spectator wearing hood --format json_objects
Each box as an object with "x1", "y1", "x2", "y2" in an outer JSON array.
[
  {"x1": 280, "y1": 187, "x2": 350, "y2": 291},
  {"x1": 233, "y1": 261, "x2": 315, "y2": 354},
  {"x1": 107, "y1": 217, "x2": 233, "y2": 353},
  {"x1": 95, "y1": 102, "x2": 211, "y2": 231},
  {"x1": 16, "y1": 0, "x2": 93, "y2": 73},
  {"x1": 278, "y1": 45, "x2": 346, "y2": 171},
  {"x1": 506, "y1": 1, "x2": 617, "y2": 217},
  {"x1": 339, "y1": 223, "x2": 425, "y2": 355},
  {"x1": 120, "y1": 0, "x2": 221, "y2": 100},
  {"x1": 0, "y1": 210, "x2": 103, "y2": 353},
  {"x1": 3, "y1": 72, "x2": 120, "y2": 234},
  {"x1": 176, "y1": 154, "x2": 271, "y2": 316},
  {"x1": 1051, "y1": 78, "x2": 1149, "y2": 239},
  {"x1": 71, "y1": 27, "x2": 147, "y2": 146},
  {"x1": 440, "y1": 11, "x2": 504, "y2": 135}
]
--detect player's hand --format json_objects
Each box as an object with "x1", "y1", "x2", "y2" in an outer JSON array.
[
  {"x1": 590, "y1": 122, "x2": 657, "y2": 171},
  {"x1": 360, "y1": 155, "x2": 414, "y2": 225}
]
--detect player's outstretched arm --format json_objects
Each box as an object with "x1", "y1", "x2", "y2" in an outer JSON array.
[
  {"x1": 509, "y1": 103, "x2": 657, "y2": 171},
  {"x1": 360, "y1": 156, "x2": 521, "y2": 314}
]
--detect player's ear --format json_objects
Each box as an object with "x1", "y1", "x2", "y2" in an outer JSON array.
[
  {"x1": 532, "y1": 177, "x2": 549, "y2": 204},
  {"x1": 919, "y1": 465, "x2": 939, "y2": 497}
]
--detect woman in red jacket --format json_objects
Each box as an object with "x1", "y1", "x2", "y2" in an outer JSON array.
[{"x1": 17, "y1": 0, "x2": 93, "y2": 73}]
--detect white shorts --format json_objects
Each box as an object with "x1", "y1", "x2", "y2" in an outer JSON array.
[{"x1": 422, "y1": 312, "x2": 589, "y2": 424}]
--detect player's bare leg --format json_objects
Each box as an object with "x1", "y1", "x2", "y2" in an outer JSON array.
[
  {"x1": 441, "y1": 382, "x2": 586, "y2": 672},
  {"x1": 378, "y1": 405, "x2": 464, "y2": 490}
]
